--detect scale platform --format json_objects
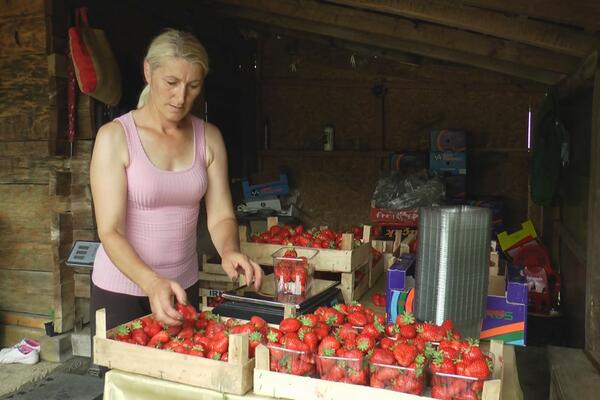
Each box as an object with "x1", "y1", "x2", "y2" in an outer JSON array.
[{"x1": 213, "y1": 278, "x2": 343, "y2": 324}]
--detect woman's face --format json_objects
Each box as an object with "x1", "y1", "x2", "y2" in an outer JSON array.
[{"x1": 145, "y1": 56, "x2": 204, "y2": 122}]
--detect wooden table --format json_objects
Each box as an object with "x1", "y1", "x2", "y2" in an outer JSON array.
[{"x1": 101, "y1": 274, "x2": 524, "y2": 400}]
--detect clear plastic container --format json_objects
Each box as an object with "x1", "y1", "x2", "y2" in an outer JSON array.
[
  {"x1": 267, "y1": 342, "x2": 316, "y2": 377},
  {"x1": 316, "y1": 353, "x2": 367, "y2": 385},
  {"x1": 429, "y1": 353, "x2": 493, "y2": 399},
  {"x1": 272, "y1": 247, "x2": 318, "y2": 296},
  {"x1": 369, "y1": 362, "x2": 425, "y2": 395}
]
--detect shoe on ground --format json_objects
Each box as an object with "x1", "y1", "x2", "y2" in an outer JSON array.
[
  {"x1": 0, "y1": 344, "x2": 40, "y2": 365},
  {"x1": 0, "y1": 338, "x2": 41, "y2": 356}
]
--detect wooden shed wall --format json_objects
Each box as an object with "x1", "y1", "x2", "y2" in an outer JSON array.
[
  {"x1": 0, "y1": 0, "x2": 95, "y2": 344},
  {"x1": 258, "y1": 36, "x2": 545, "y2": 230}
]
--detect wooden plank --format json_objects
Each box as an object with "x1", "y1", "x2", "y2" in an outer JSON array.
[
  {"x1": 586, "y1": 68, "x2": 600, "y2": 364},
  {"x1": 0, "y1": 184, "x2": 51, "y2": 244},
  {"x1": 0, "y1": 243, "x2": 54, "y2": 271},
  {"x1": 339, "y1": 260, "x2": 370, "y2": 303},
  {"x1": 0, "y1": 14, "x2": 46, "y2": 56},
  {"x1": 202, "y1": 254, "x2": 226, "y2": 275},
  {"x1": 93, "y1": 309, "x2": 255, "y2": 395},
  {"x1": 74, "y1": 272, "x2": 90, "y2": 299},
  {"x1": 0, "y1": 0, "x2": 45, "y2": 17},
  {"x1": 325, "y1": 0, "x2": 598, "y2": 58},
  {"x1": 461, "y1": 0, "x2": 600, "y2": 32},
  {"x1": 217, "y1": 0, "x2": 567, "y2": 83},
  {"x1": 557, "y1": 50, "x2": 598, "y2": 99},
  {"x1": 0, "y1": 269, "x2": 53, "y2": 315},
  {"x1": 0, "y1": 54, "x2": 47, "y2": 89},
  {"x1": 0, "y1": 108, "x2": 51, "y2": 141},
  {"x1": 0, "y1": 311, "x2": 48, "y2": 329},
  {"x1": 369, "y1": 255, "x2": 384, "y2": 288},
  {"x1": 48, "y1": 76, "x2": 68, "y2": 156}
]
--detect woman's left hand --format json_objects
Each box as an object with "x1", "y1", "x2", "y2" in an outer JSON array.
[{"x1": 221, "y1": 251, "x2": 264, "y2": 290}]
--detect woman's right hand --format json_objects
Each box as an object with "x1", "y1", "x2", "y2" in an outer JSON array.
[{"x1": 145, "y1": 277, "x2": 188, "y2": 326}]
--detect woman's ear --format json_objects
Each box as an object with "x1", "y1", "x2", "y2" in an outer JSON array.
[{"x1": 143, "y1": 60, "x2": 151, "y2": 85}]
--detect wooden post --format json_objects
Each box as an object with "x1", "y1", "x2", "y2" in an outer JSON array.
[
  {"x1": 341, "y1": 233, "x2": 354, "y2": 250},
  {"x1": 227, "y1": 334, "x2": 249, "y2": 365},
  {"x1": 267, "y1": 216, "x2": 279, "y2": 230},
  {"x1": 255, "y1": 344, "x2": 270, "y2": 371},
  {"x1": 95, "y1": 308, "x2": 107, "y2": 339},
  {"x1": 586, "y1": 68, "x2": 600, "y2": 365},
  {"x1": 362, "y1": 225, "x2": 371, "y2": 242}
]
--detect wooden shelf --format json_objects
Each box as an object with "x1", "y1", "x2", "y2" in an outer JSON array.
[{"x1": 258, "y1": 150, "x2": 392, "y2": 158}]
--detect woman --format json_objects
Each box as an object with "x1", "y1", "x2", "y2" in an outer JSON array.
[{"x1": 89, "y1": 29, "x2": 263, "y2": 331}]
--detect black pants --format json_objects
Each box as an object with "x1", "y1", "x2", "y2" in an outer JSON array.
[{"x1": 89, "y1": 280, "x2": 200, "y2": 357}]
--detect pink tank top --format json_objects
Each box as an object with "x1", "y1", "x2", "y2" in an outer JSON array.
[{"x1": 92, "y1": 111, "x2": 208, "y2": 296}]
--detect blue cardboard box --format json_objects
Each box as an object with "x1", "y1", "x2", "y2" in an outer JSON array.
[
  {"x1": 242, "y1": 173, "x2": 289, "y2": 200},
  {"x1": 429, "y1": 151, "x2": 467, "y2": 175}
]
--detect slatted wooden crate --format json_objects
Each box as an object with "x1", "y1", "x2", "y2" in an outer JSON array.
[
  {"x1": 338, "y1": 260, "x2": 370, "y2": 303},
  {"x1": 198, "y1": 271, "x2": 244, "y2": 291},
  {"x1": 239, "y1": 227, "x2": 371, "y2": 273},
  {"x1": 93, "y1": 309, "x2": 255, "y2": 395},
  {"x1": 253, "y1": 340, "x2": 504, "y2": 400},
  {"x1": 201, "y1": 254, "x2": 226, "y2": 275}
]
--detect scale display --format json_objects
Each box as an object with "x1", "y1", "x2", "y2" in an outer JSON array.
[{"x1": 66, "y1": 240, "x2": 100, "y2": 268}]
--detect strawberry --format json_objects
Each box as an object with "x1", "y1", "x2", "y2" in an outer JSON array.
[
  {"x1": 165, "y1": 324, "x2": 182, "y2": 337},
  {"x1": 463, "y1": 341, "x2": 484, "y2": 362},
  {"x1": 318, "y1": 335, "x2": 341, "y2": 356},
  {"x1": 322, "y1": 308, "x2": 345, "y2": 326},
  {"x1": 347, "y1": 311, "x2": 368, "y2": 327},
  {"x1": 188, "y1": 345, "x2": 205, "y2": 357},
  {"x1": 369, "y1": 348, "x2": 396, "y2": 365},
  {"x1": 229, "y1": 323, "x2": 255, "y2": 335},
  {"x1": 356, "y1": 334, "x2": 375, "y2": 353},
  {"x1": 248, "y1": 331, "x2": 264, "y2": 358},
  {"x1": 266, "y1": 327, "x2": 283, "y2": 343},
  {"x1": 176, "y1": 326, "x2": 194, "y2": 340},
  {"x1": 176, "y1": 303, "x2": 197, "y2": 321},
  {"x1": 115, "y1": 324, "x2": 131, "y2": 341},
  {"x1": 279, "y1": 317, "x2": 301, "y2": 333},
  {"x1": 362, "y1": 323, "x2": 383, "y2": 339},
  {"x1": 393, "y1": 342, "x2": 419, "y2": 367},
  {"x1": 379, "y1": 337, "x2": 397, "y2": 351},
  {"x1": 336, "y1": 323, "x2": 359, "y2": 341},
  {"x1": 417, "y1": 322, "x2": 444, "y2": 341},
  {"x1": 210, "y1": 331, "x2": 229, "y2": 353},
  {"x1": 300, "y1": 331, "x2": 318, "y2": 352},
  {"x1": 463, "y1": 358, "x2": 490, "y2": 379},
  {"x1": 430, "y1": 351, "x2": 457, "y2": 374},
  {"x1": 312, "y1": 322, "x2": 330, "y2": 340},
  {"x1": 298, "y1": 314, "x2": 318, "y2": 327},
  {"x1": 147, "y1": 330, "x2": 170, "y2": 348},
  {"x1": 129, "y1": 321, "x2": 148, "y2": 345}
]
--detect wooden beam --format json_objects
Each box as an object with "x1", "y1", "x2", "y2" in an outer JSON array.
[
  {"x1": 245, "y1": 22, "x2": 422, "y2": 67},
  {"x1": 215, "y1": 0, "x2": 575, "y2": 76},
  {"x1": 586, "y1": 67, "x2": 600, "y2": 367},
  {"x1": 557, "y1": 50, "x2": 598, "y2": 99},
  {"x1": 324, "y1": 0, "x2": 599, "y2": 57},
  {"x1": 461, "y1": 0, "x2": 600, "y2": 33},
  {"x1": 216, "y1": 3, "x2": 564, "y2": 84}
]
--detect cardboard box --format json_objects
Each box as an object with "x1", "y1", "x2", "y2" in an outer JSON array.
[
  {"x1": 244, "y1": 197, "x2": 282, "y2": 211},
  {"x1": 242, "y1": 173, "x2": 289, "y2": 200},
  {"x1": 386, "y1": 257, "x2": 527, "y2": 346},
  {"x1": 430, "y1": 129, "x2": 467, "y2": 152},
  {"x1": 370, "y1": 207, "x2": 419, "y2": 227},
  {"x1": 429, "y1": 151, "x2": 467, "y2": 175}
]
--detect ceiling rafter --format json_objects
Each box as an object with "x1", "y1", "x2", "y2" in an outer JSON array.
[
  {"x1": 323, "y1": 0, "x2": 599, "y2": 57},
  {"x1": 213, "y1": 2, "x2": 564, "y2": 84}
]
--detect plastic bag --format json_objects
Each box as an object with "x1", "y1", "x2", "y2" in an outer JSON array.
[{"x1": 372, "y1": 171, "x2": 445, "y2": 209}]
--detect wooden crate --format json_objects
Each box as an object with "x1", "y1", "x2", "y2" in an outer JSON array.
[
  {"x1": 369, "y1": 253, "x2": 385, "y2": 287},
  {"x1": 198, "y1": 271, "x2": 244, "y2": 291},
  {"x1": 201, "y1": 254, "x2": 226, "y2": 275},
  {"x1": 240, "y1": 231, "x2": 371, "y2": 273},
  {"x1": 93, "y1": 309, "x2": 255, "y2": 395},
  {"x1": 339, "y1": 260, "x2": 370, "y2": 303},
  {"x1": 253, "y1": 340, "x2": 504, "y2": 400}
]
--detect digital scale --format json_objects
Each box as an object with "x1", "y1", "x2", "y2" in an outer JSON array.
[
  {"x1": 66, "y1": 240, "x2": 100, "y2": 268},
  {"x1": 214, "y1": 279, "x2": 344, "y2": 324}
]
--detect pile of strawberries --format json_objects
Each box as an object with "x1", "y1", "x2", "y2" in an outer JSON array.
[
  {"x1": 112, "y1": 303, "x2": 269, "y2": 360},
  {"x1": 273, "y1": 249, "x2": 312, "y2": 296},
  {"x1": 250, "y1": 224, "x2": 368, "y2": 249}
]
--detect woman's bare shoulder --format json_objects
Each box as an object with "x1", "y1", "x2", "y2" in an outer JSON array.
[{"x1": 93, "y1": 120, "x2": 129, "y2": 164}]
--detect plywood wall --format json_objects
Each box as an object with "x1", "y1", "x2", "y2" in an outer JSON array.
[{"x1": 258, "y1": 36, "x2": 545, "y2": 230}]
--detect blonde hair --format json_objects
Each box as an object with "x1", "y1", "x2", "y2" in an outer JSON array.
[{"x1": 137, "y1": 29, "x2": 210, "y2": 108}]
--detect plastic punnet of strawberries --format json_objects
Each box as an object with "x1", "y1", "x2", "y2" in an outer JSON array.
[{"x1": 272, "y1": 248, "x2": 314, "y2": 296}]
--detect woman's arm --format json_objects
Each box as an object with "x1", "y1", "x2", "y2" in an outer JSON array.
[
  {"x1": 90, "y1": 122, "x2": 186, "y2": 325},
  {"x1": 203, "y1": 122, "x2": 263, "y2": 289}
]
